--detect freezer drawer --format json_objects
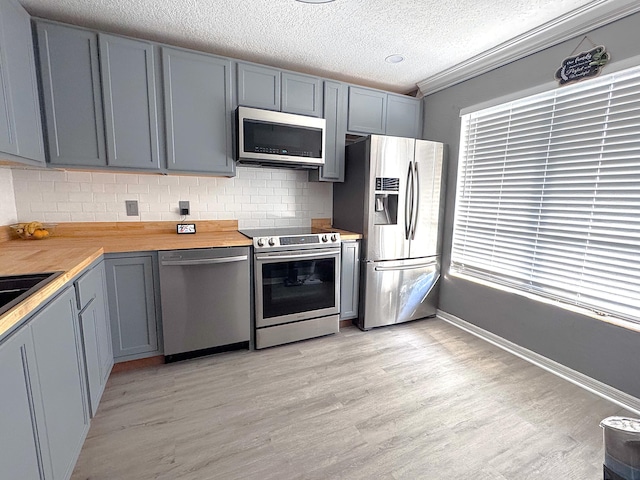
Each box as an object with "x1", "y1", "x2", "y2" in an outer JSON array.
[{"x1": 359, "y1": 256, "x2": 440, "y2": 330}]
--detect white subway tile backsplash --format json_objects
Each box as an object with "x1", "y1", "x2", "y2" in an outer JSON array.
[
  {"x1": 127, "y1": 184, "x2": 149, "y2": 194},
  {"x1": 66, "y1": 171, "x2": 92, "y2": 183},
  {"x1": 10, "y1": 166, "x2": 332, "y2": 227}
]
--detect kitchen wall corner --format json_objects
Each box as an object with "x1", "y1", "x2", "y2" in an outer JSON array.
[
  {"x1": 10, "y1": 166, "x2": 333, "y2": 228},
  {"x1": 0, "y1": 167, "x2": 18, "y2": 225}
]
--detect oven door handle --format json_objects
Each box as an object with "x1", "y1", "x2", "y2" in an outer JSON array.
[{"x1": 255, "y1": 250, "x2": 339, "y2": 261}]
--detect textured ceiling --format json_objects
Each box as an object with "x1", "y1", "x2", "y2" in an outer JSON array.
[{"x1": 20, "y1": 0, "x2": 599, "y2": 94}]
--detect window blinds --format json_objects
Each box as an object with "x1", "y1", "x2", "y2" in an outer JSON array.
[{"x1": 451, "y1": 65, "x2": 640, "y2": 324}]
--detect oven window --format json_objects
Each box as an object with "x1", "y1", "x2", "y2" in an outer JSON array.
[{"x1": 262, "y1": 258, "x2": 336, "y2": 318}]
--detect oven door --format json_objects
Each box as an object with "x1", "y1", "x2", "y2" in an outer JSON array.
[{"x1": 255, "y1": 248, "x2": 340, "y2": 328}]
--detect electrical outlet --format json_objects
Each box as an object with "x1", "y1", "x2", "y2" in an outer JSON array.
[
  {"x1": 125, "y1": 200, "x2": 139, "y2": 216},
  {"x1": 179, "y1": 201, "x2": 190, "y2": 216}
]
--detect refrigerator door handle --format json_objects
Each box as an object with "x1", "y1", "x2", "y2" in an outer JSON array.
[
  {"x1": 404, "y1": 162, "x2": 413, "y2": 240},
  {"x1": 411, "y1": 161, "x2": 420, "y2": 240},
  {"x1": 374, "y1": 260, "x2": 438, "y2": 272}
]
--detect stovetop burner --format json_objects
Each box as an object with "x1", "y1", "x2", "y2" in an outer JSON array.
[{"x1": 239, "y1": 227, "x2": 340, "y2": 251}]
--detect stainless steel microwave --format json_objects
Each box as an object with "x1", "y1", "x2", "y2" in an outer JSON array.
[{"x1": 236, "y1": 106, "x2": 326, "y2": 168}]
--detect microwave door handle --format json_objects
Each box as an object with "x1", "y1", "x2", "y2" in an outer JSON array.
[{"x1": 411, "y1": 161, "x2": 420, "y2": 240}]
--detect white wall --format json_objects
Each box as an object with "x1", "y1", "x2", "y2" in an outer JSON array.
[
  {"x1": 0, "y1": 167, "x2": 17, "y2": 225},
  {"x1": 10, "y1": 166, "x2": 332, "y2": 228}
]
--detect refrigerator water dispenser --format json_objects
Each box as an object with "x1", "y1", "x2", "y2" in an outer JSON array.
[{"x1": 374, "y1": 193, "x2": 397, "y2": 225}]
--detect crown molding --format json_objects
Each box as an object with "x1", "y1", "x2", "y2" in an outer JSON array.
[{"x1": 417, "y1": 0, "x2": 640, "y2": 97}]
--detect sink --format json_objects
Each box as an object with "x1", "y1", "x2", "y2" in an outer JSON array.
[{"x1": 0, "y1": 272, "x2": 64, "y2": 317}]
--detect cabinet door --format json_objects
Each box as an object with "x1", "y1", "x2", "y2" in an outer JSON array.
[
  {"x1": 340, "y1": 240, "x2": 360, "y2": 320},
  {"x1": 0, "y1": 0, "x2": 45, "y2": 163},
  {"x1": 0, "y1": 326, "x2": 48, "y2": 480},
  {"x1": 281, "y1": 72, "x2": 322, "y2": 117},
  {"x1": 106, "y1": 255, "x2": 161, "y2": 360},
  {"x1": 31, "y1": 287, "x2": 89, "y2": 480},
  {"x1": 36, "y1": 22, "x2": 106, "y2": 167},
  {"x1": 99, "y1": 34, "x2": 160, "y2": 169},
  {"x1": 311, "y1": 81, "x2": 346, "y2": 182},
  {"x1": 347, "y1": 86, "x2": 387, "y2": 134},
  {"x1": 386, "y1": 93, "x2": 422, "y2": 139},
  {"x1": 236, "y1": 62, "x2": 281, "y2": 111},
  {"x1": 77, "y1": 262, "x2": 113, "y2": 417},
  {"x1": 163, "y1": 48, "x2": 235, "y2": 175}
]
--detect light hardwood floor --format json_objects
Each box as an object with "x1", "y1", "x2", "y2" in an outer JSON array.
[{"x1": 72, "y1": 318, "x2": 629, "y2": 479}]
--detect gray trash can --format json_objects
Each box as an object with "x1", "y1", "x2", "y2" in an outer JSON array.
[{"x1": 601, "y1": 416, "x2": 640, "y2": 480}]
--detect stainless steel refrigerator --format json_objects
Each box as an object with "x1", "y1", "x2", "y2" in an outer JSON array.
[{"x1": 333, "y1": 135, "x2": 446, "y2": 330}]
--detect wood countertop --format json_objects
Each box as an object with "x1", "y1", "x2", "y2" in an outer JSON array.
[
  {"x1": 0, "y1": 246, "x2": 103, "y2": 340},
  {"x1": 0, "y1": 220, "x2": 360, "y2": 341}
]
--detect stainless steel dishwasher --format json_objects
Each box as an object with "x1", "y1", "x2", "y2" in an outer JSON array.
[{"x1": 158, "y1": 247, "x2": 251, "y2": 362}]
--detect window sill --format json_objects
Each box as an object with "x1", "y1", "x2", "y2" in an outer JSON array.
[{"x1": 449, "y1": 270, "x2": 640, "y2": 334}]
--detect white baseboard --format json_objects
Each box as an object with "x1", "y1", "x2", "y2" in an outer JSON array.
[{"x1": 437, "y1": 310, "x2": 640, "y2": 416}]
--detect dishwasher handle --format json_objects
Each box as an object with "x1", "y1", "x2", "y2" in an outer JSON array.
[{"x1": 160, "y1": 255, "x2": 248, "y2": 267}]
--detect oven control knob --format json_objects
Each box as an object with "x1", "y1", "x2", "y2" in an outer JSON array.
[
  {"x1": 268, "y1": 238, "x2": 275, "y2": 246},
  {"x1": 331, "y1": 234, "x2": 337, "y2": 242},
  {"x1": 257, "y1": 238, "x2": 264, "y2": 247},
  {"x1": 321, "y1": 234, "x2": 328, "y2": 242}
]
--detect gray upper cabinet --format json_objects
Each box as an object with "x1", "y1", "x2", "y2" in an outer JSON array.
[
  {"x1": 0, "y1": 0, "x2": 45, "y2": 164},
  {"x1": 31, "y1": 286, "x2": 89, "y2": 480},
  {"x1": 310, "y1": 80, "x2": 347, "y2": 182},
  {"x1": 99, "y1": 34, "x2": 160, "y2": 170},
  {"x1": 163, "y1": 47, "x2": 235, "y2": 176},
  {"x1": 281, "y1": 72, "x2": 322, "y2": 117},
  {"x1": 340, "y1": 240, "x2": 360, "y2": 320},
  {"x1": 36, "y1": 22, "x2": 107, "y2": 167},
  {"x1": 76, "y1": 261, "x2": 113, "y2": 417},
  {"x1": 236, "y1": 63, "x2": 281, "y2": 111},
  {"x1": 386, "y1": 93, "x2": 423, "y2": 138},
  {"x1": 105, "y1": 253, "x2": 162, "y2": 361},
  {"x1": 237, "y1": 62, "x2": 323, "y2": 117},
  {"x1": 0, "y1": 326, "x2": 48, "y2": 480},
  {"x1": 348, "y1": 86, "x2": 422, "y2": 138},
  {"x1": 348, "y1": 86, "x2": 387, "y2": 134}
]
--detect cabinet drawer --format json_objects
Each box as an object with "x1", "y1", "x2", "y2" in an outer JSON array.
[{"x1": 76, "y1": 264, "x2": 102, "y2": 309}]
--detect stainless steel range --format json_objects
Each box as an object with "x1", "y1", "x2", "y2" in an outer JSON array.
[{"x1": 239, "y1": 227, "x2": 341, "y2": 349}]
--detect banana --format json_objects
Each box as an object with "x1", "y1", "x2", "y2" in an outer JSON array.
[{"x1": 26, "y1": 221, "x2": 42, "y2": 235}]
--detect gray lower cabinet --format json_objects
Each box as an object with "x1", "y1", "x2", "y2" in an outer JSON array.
[
  {"x1": 310, "y1": 81, "x2": 347, "y2": 182},
  {"x1": 31, "y1": 287, "x2": 89, "y2": 480},
  {"x1": 0, "y1": 0, "x2": 45, "y2": 164},
  {"x1": 340, "y1": 240, "x2": 360, "y2": 320},
  {"x1": 99, "y1": 33, "x2": 161, "y2": 170},
  {"x1": 237, "y1": 62, "x2": 323, "y2": 117},
  {"x1": 0, "y1": 326, "x2": 47, "y2": 480},
  {"x1": 105, "y1": 253, "x2": 162, "y2": 361},
  {"x1": 36, "y1": 22, "x2": 106, "y2": 167},
  {"x1": 76, "y1": 261, "x2": 113, "y2": 417},
  {"x1": 163, "y1": 47, "x2": 235, "y2": 175}
]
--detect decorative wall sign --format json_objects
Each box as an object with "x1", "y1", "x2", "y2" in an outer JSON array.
[{"x1": 555, "y1": 45, "x2": 609, "y2": 86}]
